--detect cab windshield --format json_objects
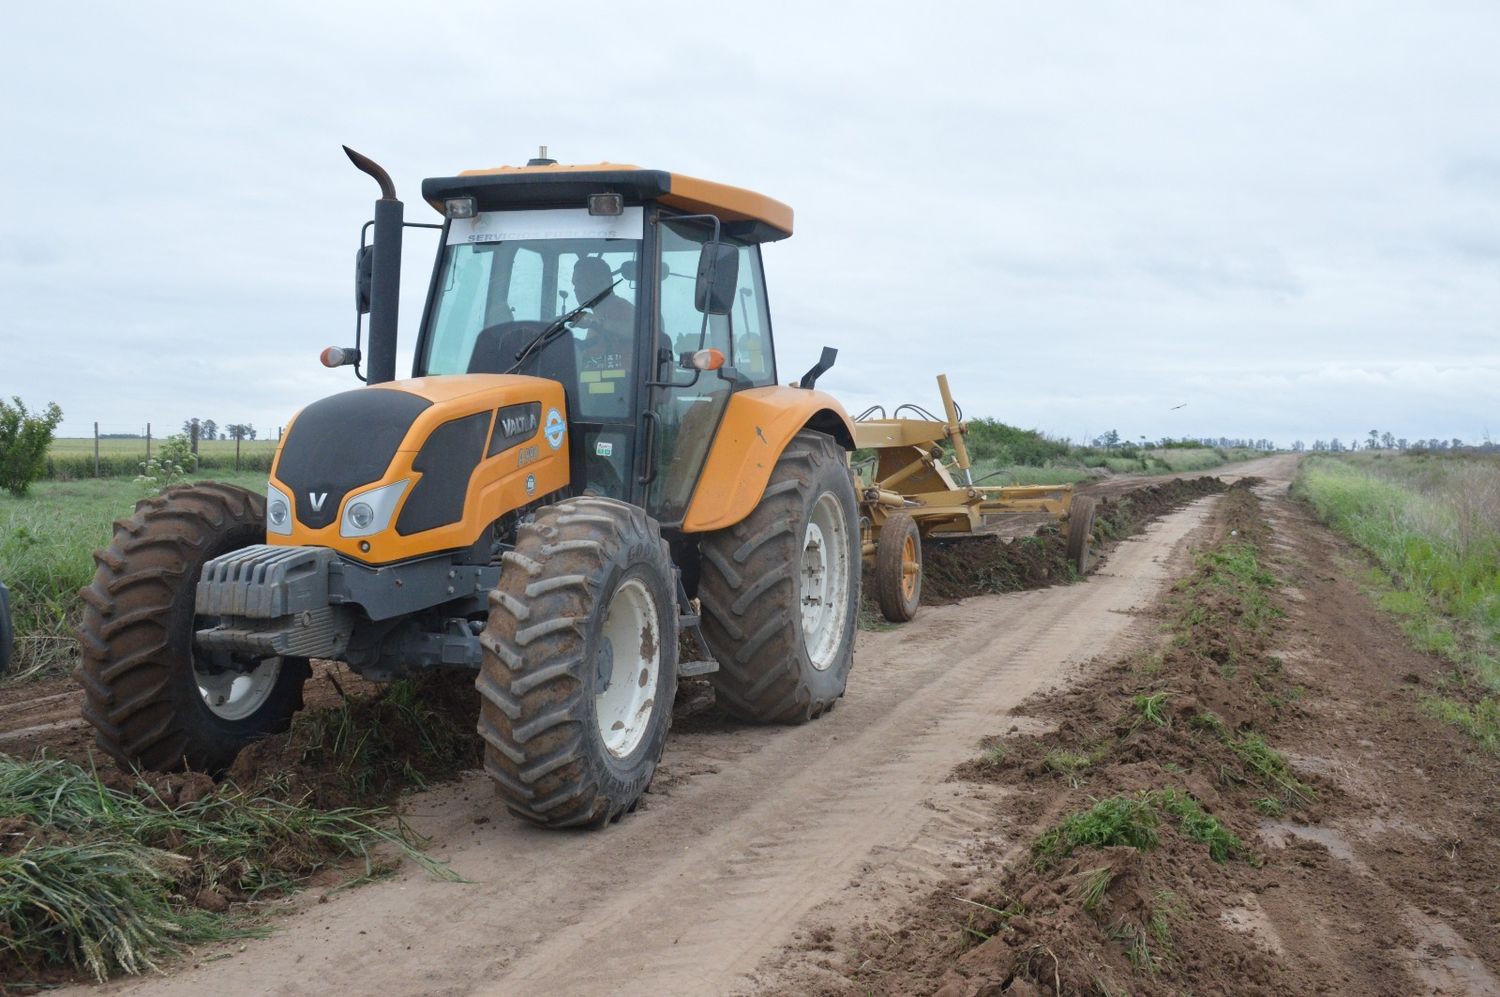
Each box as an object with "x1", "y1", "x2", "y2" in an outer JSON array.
[{"x1": 420, "y1": 209, "x2": 644, "y2": 420}]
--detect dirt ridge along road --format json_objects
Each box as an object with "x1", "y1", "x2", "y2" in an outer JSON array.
[{"x1": 89, "y1": 475, "x2": 1261, "y2": 996}]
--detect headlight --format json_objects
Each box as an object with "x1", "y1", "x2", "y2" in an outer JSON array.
[
  {"x1": 348, "y1": 502, "x2": 375, "y2": 530},
  {"x1": 341, "y1": 479, "x2": 410, "y2": 538},
  {"x1": 266, "y1": 483, "x2": 293, "y2": 536}
]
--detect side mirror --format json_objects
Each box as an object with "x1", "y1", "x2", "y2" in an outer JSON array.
[
  {"x1": 355, "y1": 245, "x2": 374, "y2": 315},
  {"x1": 694, "y1": 241, "x2": 739, "y2": 315}
]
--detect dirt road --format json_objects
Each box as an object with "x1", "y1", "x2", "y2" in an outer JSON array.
[{"x1": 77, "y1": 454, "x2": 1292, "y2": 996}]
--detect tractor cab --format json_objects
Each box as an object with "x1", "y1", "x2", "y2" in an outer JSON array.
[{"x1": 403, "y1": 158, "x2": 792, "y2": 523}]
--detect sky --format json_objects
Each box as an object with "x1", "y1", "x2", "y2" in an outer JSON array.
[{"x1": 2, "y1": 1, "x2": 1497, "y2": 447}]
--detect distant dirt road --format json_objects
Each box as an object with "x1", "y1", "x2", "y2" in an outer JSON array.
[{"x1": 90, "y1": 454, "x2": 1297, "y2": 996}]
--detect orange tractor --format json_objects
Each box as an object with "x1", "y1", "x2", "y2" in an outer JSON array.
[{"x1": 79, "y1": 148, "x2": 861, "y2": 828}]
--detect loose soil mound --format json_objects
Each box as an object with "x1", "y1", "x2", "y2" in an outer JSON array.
[
  {"x1": 228, "y1": 669, "x2": 482, "y2": 810},
  {"x1": 922, "y1": 476, "x2": 1229, "y2": 603},
  {"x1": 803, "y1": 478, "x2": 1500, "y2": 996}
]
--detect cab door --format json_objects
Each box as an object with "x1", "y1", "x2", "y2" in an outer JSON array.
[{"x1": 645, "y1": 218, "x2": 777, "y2": 524}]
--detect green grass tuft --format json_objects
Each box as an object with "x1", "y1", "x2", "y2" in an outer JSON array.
[
  {"x1": 1032, "y1": 797, "x2": 1160, "y2": 869},
  {"x1": 1131, "y1": 692, "x2": 1170, "y2": 729},
  {"x1": 1420, "y1": 695, "x2": 1500, "y2": 753},
  {"x1": 1147, "y1": 789, "x2": 1243, "y2": 862}
]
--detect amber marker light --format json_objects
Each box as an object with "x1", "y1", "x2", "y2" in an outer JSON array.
[{"x1": 691, "y1": 348, "x2": 726, "y2": 371}]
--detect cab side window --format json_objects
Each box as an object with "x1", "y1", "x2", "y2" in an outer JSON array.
[
  {"x1": 658, "y1": 225, "x2": 775, "y2": 386},
  {"x1": 731, "y1": 245, "x2": 775, "y2": 386}
]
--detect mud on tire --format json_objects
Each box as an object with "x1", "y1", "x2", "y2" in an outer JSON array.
[
  {"x1": 476, "y1": 497, "x2": 677, "y2": 828},
  {"x1": 698, "y1": 430, "x2": 860, "y2": 723},
  {"x1": 76, "y1": 483, "x2": 310, "y2": 773}
]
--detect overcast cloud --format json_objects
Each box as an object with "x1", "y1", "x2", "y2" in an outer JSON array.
[{"x1": 2, "y1": 1, "x2": 1497, "y2": 446}]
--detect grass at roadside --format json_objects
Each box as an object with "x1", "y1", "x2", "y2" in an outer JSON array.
[
  {"x1": 0, "y1": 473, "x2": 268, "y2": 682},
  {"x1": 969, "y1": 446, "x2": 1258, "y2": 487},
  {"x1": 1, "y1": 671, "x2": 478, "y2": 984},
  {"x1": 1294, "y1": 453, "x2": 1500, "y2": 749},
  {"x1": 0, "y1": 751, "x2": 456, "y2": 984}
]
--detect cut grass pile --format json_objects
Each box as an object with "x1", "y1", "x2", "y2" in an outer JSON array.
[
  {"x1": 0, "y1": 752, "x2": 456, "y2": 983},
  {"x1": 0, "y1": 473, "x2": 267, "y2": 681},
  {"x1": 1295, "y1": 453, "x2": 1500, "y2": 749}
]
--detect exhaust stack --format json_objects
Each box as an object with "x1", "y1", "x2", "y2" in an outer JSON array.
[{"x1": 344, "y1": 146, "x2": 402, "y2": 385}]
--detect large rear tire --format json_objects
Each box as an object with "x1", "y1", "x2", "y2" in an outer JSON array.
[
  {"x1": 698, "y1": 430, "x2": 860, "y2": 723},
  {"x1": 76, "y1": 483, "x2": 310, "y2": 773},
  {"x1": 873, "y1": 512, "x2": 923, "y2": 623},
  {"x1": 1066, "y1": 494, "x2": 1097, "y2": 576},
  {"x1": 476, "y1": 497, "x2": 677, "y2": 828}
]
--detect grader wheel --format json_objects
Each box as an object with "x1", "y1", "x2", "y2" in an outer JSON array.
[
  {"x1": 873, "y1": 512, "x2": 922, "y2": 622},
  {"x1": 1066, "y1": 494, "x2": 1097, "y2": 576}
]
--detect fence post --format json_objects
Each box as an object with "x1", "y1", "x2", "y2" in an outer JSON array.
[
  {"x1": 190, "y1": 420, "x2": 200, "y2": 471},
  {"x1": 146, "y1": 423, "x2": 152, "y2": 463},
  {"x1": 235, "y1": 434, "x2": 241, "y2": 472},
  {"x1": 93, "y1": 422, "x2": 100, "y2": 478}
]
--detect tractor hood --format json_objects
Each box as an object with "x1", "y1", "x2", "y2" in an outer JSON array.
[{"x1": 269, "y1": 375, "x2": 569, "y2": 564}]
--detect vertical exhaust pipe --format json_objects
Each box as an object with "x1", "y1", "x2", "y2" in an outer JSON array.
[{"x1": 343, "y1": 146, "x2": 402, "y2": 385}]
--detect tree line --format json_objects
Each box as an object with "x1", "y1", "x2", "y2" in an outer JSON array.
[
  {"x1": 1289, "y1": 432, "x2": 1476, "y2": 453},
  {"x1": 181, "y1": 419, "x2": 259, "y2": 441}
]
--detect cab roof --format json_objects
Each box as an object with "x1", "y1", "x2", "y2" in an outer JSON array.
[{"x1": 420, "y1": 161, "x2": 793, "y2": 243}]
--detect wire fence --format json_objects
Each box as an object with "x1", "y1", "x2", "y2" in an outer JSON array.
[{"x1": 46, "y1": 423, "x2": 281, "y2": 480}]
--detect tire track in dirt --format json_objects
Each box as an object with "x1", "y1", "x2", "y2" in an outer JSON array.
[{"x1": 94, "y1": 490, "x2": 1229, "y2": 997}]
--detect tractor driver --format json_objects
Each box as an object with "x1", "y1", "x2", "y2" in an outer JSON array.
[{"x1": 571, "y1": 256, "x2": 634, "y2": 371}]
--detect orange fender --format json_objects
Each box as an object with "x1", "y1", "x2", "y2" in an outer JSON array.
[{"x1": 680, "y1": 386, "x2": 855, "y2": 533}]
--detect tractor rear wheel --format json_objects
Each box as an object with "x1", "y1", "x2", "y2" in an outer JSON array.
[
  {"x1": 77, "y1": 483, "x2": 310, "y2": 773},
  {"x1": 1066, "y1": 494, "x2": 1097, "y2": 576},
  {"x1": 698, "y1": 430, "x2": 860, "y2": 723},
  {"x1": 873, "y1": 512, "x2": 923, "y2": 622},
  {"x1": 476, "y1": 497, "x2": 677, "y2": 828}
]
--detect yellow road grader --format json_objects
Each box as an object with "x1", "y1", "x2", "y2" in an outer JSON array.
[
  {"x1": 852, "y1": 375, "x2": 1096, "y2": 622},
  {"x1": 77, "y1": 148, "x2": 1090, "y2": 829}
]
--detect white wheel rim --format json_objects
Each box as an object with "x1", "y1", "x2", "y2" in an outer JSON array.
[
  {"x1": 801, "y1": 492, "x2": 852, "y2": 671},
  {"x1": 196, "y1": 656, "x2": 282, "y2": 721},
  {"x1": 595, "y1": 576, "x2": 661, "y2": 758}
]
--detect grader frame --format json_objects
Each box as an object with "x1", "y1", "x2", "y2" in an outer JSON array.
[{"x1": 852, "y1": 375, "x2": 1095, "y2": 622}]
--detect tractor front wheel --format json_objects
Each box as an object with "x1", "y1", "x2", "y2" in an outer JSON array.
[
  {"x1": 698, "y1": 430, "x2": 860, "y2": 723},
  {"x1": 476, "y1": 497, "x2": 677, "y2": 828},
  {"x1": 76, "y1": 483, "x2": 310, "y2": 773}
]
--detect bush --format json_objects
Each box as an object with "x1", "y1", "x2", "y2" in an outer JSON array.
[
  {"x1": 966, "y1": 418, "x2": 1072, "y2": 467},
  {"x1": 135, "y1": 434, "x2": 194, "y2": 496},
  {"x1": 0, "y1": 398, "x2": 63, "y2": 497}
]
